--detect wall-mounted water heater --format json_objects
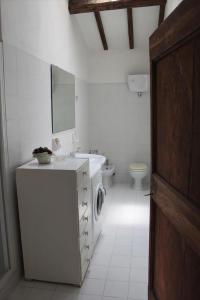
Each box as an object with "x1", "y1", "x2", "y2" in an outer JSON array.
[{"x1": 128, "y1": 74, "x2": 150, "y2": 97}]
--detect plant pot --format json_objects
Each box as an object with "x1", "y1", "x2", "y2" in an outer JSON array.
[{"x1": 33, "y1": 152, "x2": 52, "y2": 164}]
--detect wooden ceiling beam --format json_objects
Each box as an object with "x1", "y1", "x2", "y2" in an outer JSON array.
[
  {"x1": 69, "y1": 0, "x2": 167, "y2": 14},
  {"x1": 127, "y1": 8, "x2": 134, "y2": 49},
  {"x1": 94, "y1": 12, "x2": 108, "y2": 50},
  {"x1": 158, "y1": 3, "x2": 166, "y2": 25}
]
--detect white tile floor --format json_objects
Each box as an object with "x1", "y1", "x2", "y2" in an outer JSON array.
[{"x1": 8, "y1": 183, "x2": 150, "y2": 300}]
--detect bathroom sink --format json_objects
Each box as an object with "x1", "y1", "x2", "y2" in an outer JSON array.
[
  {"x1": 73, "y1": 153, "x2": 106, "y2": 167},
  {"x1": 73, "y1": 153, "x2": 106, "y2": 177},
  {"x1": 54, "y1": 153, "x2": 106, "y2": 177}
]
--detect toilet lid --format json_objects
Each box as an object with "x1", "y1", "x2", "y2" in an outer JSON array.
[{"x1": 129, "y1": 163, "x2": 148, "y2": 171}]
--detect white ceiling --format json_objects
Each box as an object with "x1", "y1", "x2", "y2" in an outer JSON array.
[{"x1": 75, "y1": 6, "x2": 160, "y2": 51}]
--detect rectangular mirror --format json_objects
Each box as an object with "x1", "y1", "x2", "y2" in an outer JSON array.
[{"x1": 51, "y1": 65, "x2": 75, "y2": 133}]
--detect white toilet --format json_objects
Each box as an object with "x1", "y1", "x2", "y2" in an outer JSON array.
[{"x1": 129, "y1": 163, "x2": 148, "y2": 190}]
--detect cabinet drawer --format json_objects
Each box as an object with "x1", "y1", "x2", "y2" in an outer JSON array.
[
  {"x1": 79, "y1": 209, "x2": 91, "y2": 236},
  {"x1": 79, "y1": 219, "x2": 91, "y2": 251},
  {"x1": 77, "y1": 164, "x2": 90, "y2": 191},
  {"x1": 81, "y1": 244, "x2": 90, "y2": 271},
  {"x1": 78, "y1": 188, "x2": 91, "y2": 219},
  {"x1": 80, "y1": 232, "x2": 87, "y2": 252}
]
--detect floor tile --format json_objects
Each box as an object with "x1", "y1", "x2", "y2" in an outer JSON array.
[
  {"x1": 110, "y1": 255, "x2": 131, "y2": 268},
  {"x1": 80, "y1": 279, "x2": 105, "y2": 296},
  {"x1": 56, "y1": 284, "x2": 79, "y2": 294},
  {"x1": 99, "y1": 234, "x2": 116, "y2": 243},
  {"x1": 107, "y1": 267, "x2": 130, "y2": 282},
  {"x1": 113, "y1": 245, "x2": 132, "y2": 256},
  {"x1": 130, "y1": 268, "x2": 148, "y2": 283},
  {"x1": 131, "y1": 257, "x2": 148, "y2": 269},
  {"x1": 18, "y1": 280, "x2": 35, "y2": 288},
  {"x1": 128, "y1": 283, "x2": 148, "y2": 300},
  {"x1": 104, "y1": 281, "x2": 129, "y2": 298},
  {"x1": 91, "y1": 253, "x2": 111, "y2": 267},
  {"x1": 132, "y1": 244, "x2": 149, "y2": 257},
  {"x1": 116, "y1": 228, "x2": 134, "y2": 237},
  {"x1": 31, "y1": 281, "x2": 57, "y2": 290},
  {"x1": 132, "y1": 237, "x2": 149, "y2": 248},
  {"x1": 74, "y1": 295, "x2": 102, "y2": 300},
  {"x1": 87, "y1": 265, "x2": 108, "y2": 279},
  {"x1": 51, "y1": 290, "x2": 74, "y2": 300},
  {"x1": 102, "y1": 226, "x2": 117, "y2": 237},
  {"x1": 8, "y1": 286, "x2": 31, "y2": 300},
  {"x1": 133, "y1": 228, "x2": 149, "y2": 239},
  {"x1": 27, "y1": 288, "x2": 54, "y2": 300},
  {"x1": 103, "y1": 298, "x2": 126, "y2": 300},
  {"x1": 115, "y1": 236, "x2": 133, "y2": 247},
  {"x1": 94, "y1": 241, "x2": 114, "y2": 255}
]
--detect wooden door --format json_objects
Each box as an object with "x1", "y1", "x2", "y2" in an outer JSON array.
[{"x1": 149, "y1": 1, "x2": 200, "y2": 299}]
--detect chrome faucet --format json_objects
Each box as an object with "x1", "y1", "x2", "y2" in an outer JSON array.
[{"x1": 89, "y1": 149, "x2": 98, "y2": 154}]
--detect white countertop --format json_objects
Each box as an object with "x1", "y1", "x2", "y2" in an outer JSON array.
[{"x1": 17, "y1": 158, "x2": 88, "y2": 172}]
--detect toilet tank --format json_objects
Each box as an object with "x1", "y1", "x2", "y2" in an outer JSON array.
[{"x1": 128, "y1": 74, "x2": 150, "y2": 93}]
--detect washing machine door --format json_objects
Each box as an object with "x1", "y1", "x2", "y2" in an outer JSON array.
[{"x1": 94, "y1": 184, "x2": 106, "y2": 221}]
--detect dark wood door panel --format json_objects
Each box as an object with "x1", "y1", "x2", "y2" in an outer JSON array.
[
  {"x1": 150, "y1": 0, "x2": 200, "y2": 60},
  {"x1": 152, "y1": 174, "x2": 200, "y2": 256},
  {"x1": 155, "y1": 54, "x2": 172, "y2": 182},
  {"x1": 156, "y1": 42, "x2": 193, "y2": 196},
  {"x1": 189, "y1": 37, "x2": 200, "y2": 208},
  {"x1": 151, "y1": 202, "x2": 200, "y2": 300},
  {"x1": 182, "y1": 245, "x2": 200, "y2": 300},
  {"x1": 153, "y1": 207, "x2": 184, "y2": 300},
  {"x1": 149, "y1": 1, "x2": 200, "y2": 300}
]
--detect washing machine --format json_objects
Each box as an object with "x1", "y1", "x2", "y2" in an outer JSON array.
[{"x1": 91, "y1": 168, "x2": 106, "y2": 250}]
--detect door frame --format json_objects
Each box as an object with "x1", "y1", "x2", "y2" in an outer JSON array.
[{"x1": 149, "y1": 0, "x2": 200, "y2": 299}]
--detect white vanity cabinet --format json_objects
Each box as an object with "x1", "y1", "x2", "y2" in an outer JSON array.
[{"x1": 16, "y1": 158, "x2": 92, "y2": 286}]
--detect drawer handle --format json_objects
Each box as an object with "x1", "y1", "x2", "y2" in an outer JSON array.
[
  {"x1": 84, "y1": 231, "x2": 89, "y2": 236},
  {"x1": 83, "y1": 171, "x2": 87, "y2": 176},
  {"x1": 82, "y1": 202, "x2": 88, "y2": 207},
  {"x1": 83, "y1": 187, "x2": 88, "y2": 192},
  {"x1": 83, "y1": 216, "x2": 88, "y2": 222}
]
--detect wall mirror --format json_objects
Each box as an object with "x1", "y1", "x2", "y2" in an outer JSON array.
[{"x1": 51, "y1": 65, "x2": 75, "y2": 133}]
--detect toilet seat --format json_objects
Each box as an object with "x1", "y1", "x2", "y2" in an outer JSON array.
[{"x1": 129, "y1": 163, "x2": 147, "y2": 171}]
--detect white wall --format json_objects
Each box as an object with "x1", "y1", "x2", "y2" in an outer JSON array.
[
  {"x1": 88, "y1": 50, "x2": 150, "y2": 183},
  {"x1": 1, "y1": 0, "x2": 90, "y2": 152},
  {"x1": 165, "y1": 0, "x2": 183, "y2": 18},
  {"x1": 1, "y1": 0, "x2": 88, "y2": 79},
  {"x1": 0, "y1": 0, "x2": 89, "y2": 297},
  {"x1": 88, "y1": 83, "x2": 151, "y2": 183},
  {"x1": 75, "y1": 79, "x2": 89, "y2": 151},
  {"x1": 88, "y1": 49, "x2": 149, "y2": 83}
]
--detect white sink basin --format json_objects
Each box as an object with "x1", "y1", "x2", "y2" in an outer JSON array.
[
  {"x1": 54, "y1": 153, "x2": 106, "y2": 177},
  {"x1": 73, "y1": 153, "x2": 106, "y2": 177},
  {"x1": 74, "y1": 153, "x2": 106, "y2": 166}
]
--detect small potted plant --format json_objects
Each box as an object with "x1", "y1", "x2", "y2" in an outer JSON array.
[{"x1": 33, "y1": 147, "x2": 53, "y2": 164}]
